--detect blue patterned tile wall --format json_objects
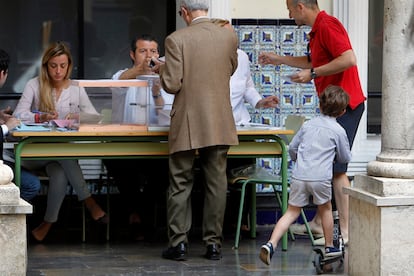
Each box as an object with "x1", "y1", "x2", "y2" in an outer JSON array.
[
  {"x1": 232, "y1": 19, "x2": 318, "y2": 125},
  {"x1": 232, "y1": 19, "x2": 319, "y2": 188}
]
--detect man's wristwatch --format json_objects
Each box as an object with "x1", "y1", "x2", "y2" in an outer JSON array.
[
  {"x1": 310, "y1": 68, "x2": 317, "y2": 79},
  {"x1": 152, "y1": 92, "x2": 161, "y2": 99}
]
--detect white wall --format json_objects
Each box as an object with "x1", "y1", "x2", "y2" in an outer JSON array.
[
  {"x1": 177, "y1": 1, "x2": 333, "y2": 28},
  {"x1": 230, "y1": 0, "x2": 332, "y2": 19}
]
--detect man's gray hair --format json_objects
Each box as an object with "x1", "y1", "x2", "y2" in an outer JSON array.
[{"x1": 180, "y1": 0, "x2": 209, "y2": 11}]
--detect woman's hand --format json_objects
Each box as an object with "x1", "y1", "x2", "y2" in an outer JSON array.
[
  {"x1": 64, "y1": 112, "x2": 79, "y2": 120},
  {"x1": 39, "y1": 111, "x2": 58, "y2": 122}
]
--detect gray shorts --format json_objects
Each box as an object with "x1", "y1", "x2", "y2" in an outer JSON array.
[{"x1": 288, "y1": 178, "x2": 332, "y2": 207}]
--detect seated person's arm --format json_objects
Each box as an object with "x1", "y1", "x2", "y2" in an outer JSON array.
[
  {"x1": 152, "y1": 79, "x2": 164, "y2": 109},
  {"x1": 118, "y1": 61, "x2": 153, "y2": 80}
]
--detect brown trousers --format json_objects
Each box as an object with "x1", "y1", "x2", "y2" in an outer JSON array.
[{"x1": 166, "y1": 145, "x2": 230, "y2": 247}]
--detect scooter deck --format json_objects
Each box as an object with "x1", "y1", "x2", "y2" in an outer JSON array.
[{"x1": 313, "y1": 247, "x2": 344, "y2": 261}]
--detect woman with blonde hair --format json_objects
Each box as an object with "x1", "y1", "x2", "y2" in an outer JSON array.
[{"x1": 14, "y1": 41, "x2": 108, "y2": 241}]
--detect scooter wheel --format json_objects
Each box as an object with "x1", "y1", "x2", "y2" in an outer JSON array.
[{"x1": 313, "y1": 253, "x2": 323, "y2": 274}]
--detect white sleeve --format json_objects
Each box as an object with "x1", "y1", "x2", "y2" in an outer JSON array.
[
  {"x1": 13, "y1": 78, "x2": 39, "y2": 123},
  {"x1": 237, "y1": 50, "x2": 261, "y2": 108},
  {"x1": 112, "y1": 69, "x2": 128, "y2": 80},
  {"x1": 1, "y1": 124, "x2": 8, "y2": 136}
]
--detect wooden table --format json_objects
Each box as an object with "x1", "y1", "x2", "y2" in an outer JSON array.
[{"x1": 12, "y1": 126, "x2": 293, "y2": 249}]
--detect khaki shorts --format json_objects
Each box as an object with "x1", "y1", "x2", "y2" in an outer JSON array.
[{"x1": 288, "y1": 178, "x2": 332, "y2": 207}]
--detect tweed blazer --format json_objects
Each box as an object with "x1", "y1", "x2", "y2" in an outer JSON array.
[
  {"x1": 160, "y1": 18, "x2": 239, "y2": 154},
  {"x1": 0, "y1": 130, "x2": 3, "y2": 160}
]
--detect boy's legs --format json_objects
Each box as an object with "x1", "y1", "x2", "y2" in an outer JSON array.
[
  {"x1": 259, "y1": 205, "x2": 301, "y2": 265},
  {"x1": 333, "y1": 172, "x2": 349, "y2": 241},
  {"x1": 318, "y1": 201, "x2": 334, "y2": 248},
  {"x1": 297, "y1": 175, "x2": 348, "y2": 244},
  {"x1": 266, "y1": 177, "x2": 312, "y2": 249},
  {"x1": 267, "y1": 205, "x2": 302, "y2": 249},
  {"x1": 319, "y1": 200, "x2": 343, "y2": 257}
]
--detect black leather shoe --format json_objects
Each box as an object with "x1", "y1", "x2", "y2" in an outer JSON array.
[
  {"x1": 204, "y1": 244, "x2": 222, "y2": 260},
  {"x1": 162, "y1": 242, "x2": 187, "y2": 261}
]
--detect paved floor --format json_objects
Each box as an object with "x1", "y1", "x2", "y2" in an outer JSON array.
[{"x1": 26, "y1": 225, "x2": 347, "y2": 276}]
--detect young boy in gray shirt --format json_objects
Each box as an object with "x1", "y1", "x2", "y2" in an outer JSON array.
[{"x1": 260, "y1": 85, "x2": 352, "y2": 265}]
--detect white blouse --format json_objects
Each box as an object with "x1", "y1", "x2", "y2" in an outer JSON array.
[{"x1": 13, "y1": 77, "x2": 99, "y2": 123}]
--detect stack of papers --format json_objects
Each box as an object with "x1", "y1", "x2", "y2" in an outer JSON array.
[
  {"x1": 15, "y1": 123, "x2": 50, "y2": 132},
  {"x1": 52, "y1": 119, "x2": 76, "y2": 128},
  {"x1": 236, "y1": 123, "x2": 281, "y2": 131}
]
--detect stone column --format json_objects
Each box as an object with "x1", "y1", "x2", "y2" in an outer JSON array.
[
  {"x1": 345, "y1": 0, "x2": 414, "y2": 275},
  {"x1": 368, "y1": 0, "x2": 414, "y2": 178},
  {"x1": 0, "y1": 161, "x2": 33, "y2": 275}
]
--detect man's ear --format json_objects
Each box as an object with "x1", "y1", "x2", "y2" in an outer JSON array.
[
  {"x1": 297, "y1": 2, "x2": 306, "y2": 12},
  {"x1": 129, "y1": 51, "x2": 136, "y2": 64}
]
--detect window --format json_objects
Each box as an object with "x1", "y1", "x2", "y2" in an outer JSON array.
[
  {"x1": 0, "y1": 0, "x2": 175, "y2": 106},
  {"x1": 367, "y1": 0, "x2": 384, "y2": 133}
]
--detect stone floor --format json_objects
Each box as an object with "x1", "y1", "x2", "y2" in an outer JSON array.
[
  {"x1": 23, "y1": 189, "x2": 348, "y2": 276},
  {"x1": 26, "y1": 224, "x2": 347, "y2": 276}
]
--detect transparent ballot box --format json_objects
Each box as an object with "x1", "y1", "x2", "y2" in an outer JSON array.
[
  {"x1": 71, "y1": 78, "x2": 172, "y2": 131},
  {"x1": 136, "y1": 75, "x2": 173, "y2": 127}
]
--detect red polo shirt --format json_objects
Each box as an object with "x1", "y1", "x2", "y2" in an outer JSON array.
[{"x1": 309, "y1": 11, "x2": 366, "y2": 109}]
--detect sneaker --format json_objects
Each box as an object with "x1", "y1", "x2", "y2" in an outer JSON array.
[
  {"x1": 325, "y1": 246, "x2": 342, "y2": 258},
  {"x1": 259, "y1": 242, "x2": 274, "y2": 265}
]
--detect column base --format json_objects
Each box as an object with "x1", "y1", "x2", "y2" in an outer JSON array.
[
  {"x1": 368, "y1": 160, "x2": 414, "y2": 178},
  {"x1": 345, "y1": 174, "x2": 414, "y2": 275},
  {"x1": 0, "y1": 199, "x2": 32, "y2": 275}
]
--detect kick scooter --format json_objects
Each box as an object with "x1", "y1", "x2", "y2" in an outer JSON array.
[{"x1": 312, "y1": 208, "x2": 345, "y2": 274}]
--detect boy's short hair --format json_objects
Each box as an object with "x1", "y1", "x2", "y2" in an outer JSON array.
[
  {"x1": 319, "y1": 85, "x2": 350, "y2": 117},
  {"x1": 0, "y1": 49, "x2": 10, "y2": 73}
]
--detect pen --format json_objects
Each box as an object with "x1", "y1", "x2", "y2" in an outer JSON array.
[{"x1": 32, "y1": 110, "x2": 50, "y2": 115}]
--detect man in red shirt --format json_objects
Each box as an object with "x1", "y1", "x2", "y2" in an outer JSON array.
[{"x1": 259, "y1": 0, "x2": 366, "y2": 245}]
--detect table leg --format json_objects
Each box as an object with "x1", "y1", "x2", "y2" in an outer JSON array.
[
  {"x1": 251, "y1": 183, "x2": 257, "y2": 238},
  {"x1": 276, "y1": 136, "x2": 288, "y2": 251},
  {"x1": 14, "y1": 142, "x2": 23, "y2": 187}
]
